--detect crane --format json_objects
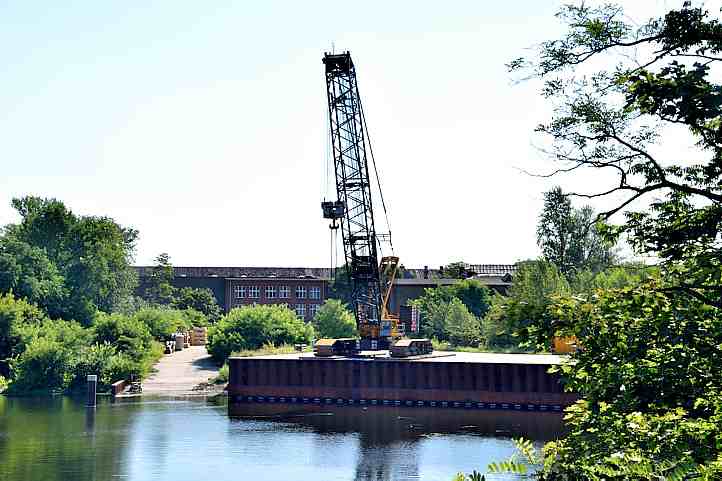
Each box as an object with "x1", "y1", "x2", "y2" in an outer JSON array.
[{"x1": 317, "y1": 52, "x2": 431, "y2": 357}]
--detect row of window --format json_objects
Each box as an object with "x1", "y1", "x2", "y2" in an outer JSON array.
[
  {"x1": 296, "y1": 303, "x2": 320, "y2": 318},
  {"x1": 233, "y1": 285, "x2": 321, "y2": 300}
]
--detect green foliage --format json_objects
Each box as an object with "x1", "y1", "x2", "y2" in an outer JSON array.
[
  {"x1": 207, "y1": 305, "x2": 315, "y2": 363},
  {"x1": 1, "y1": 196, "x2": 138, "y2": 324},
  {"x1": 412, "y1": 279, "x2": 490, "y2": 345},
  {"x1": 0, "y1": 375, "x2": 7, "y2": 393},
  {"x1": 131, "y1": 307, "x2": 193, "y2": 340},
  {"x1": 92, "y1": 313, "x2": 153, "y2": 360},
  {"x1": 442, "y1": 261, "x2": 471, "y2": 279},
  {"x1": 143, "y1": 252, "x2": 175, "y2": 305},
  {"x1": 0, "y1": 292, "x2": 161, "y2": 394},
  {"x1": 483, "y1": 260, "x2": 569, "y2": 349},
  {"x1": 327, "y1": 266, "x2": 355, "y2": 307},
  {"x1": 312, "y1": 299, "x2": 357, "y2": 338},
  {"x1": 444, "y1": 299, "x2": 482, "y2": 347},
  {"x1": 524, "y1": 281, "x2": 722, "y2": 480},
  {"x1": 0, "y1": 293, "x2": 48, "y2": 373},
  {"x1": 0, "y1": 237, "x2": 68, "y2": 319},
  {"x1": 9, "y1": 337, "x2": 71, "y2": 393},
  {"x1": 171, "y1": 287, "x2": 221, "y2": 323},
  {"x1": 537, "y1": 187, "x2": 616, "y2": 278},
  {"x1": 68, "y1": 343, "x2": 117, "y2": 389}
]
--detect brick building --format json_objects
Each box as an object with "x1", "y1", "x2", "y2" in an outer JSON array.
[
  {"x1": 134, "y1": 266, "x2": 331, "y2": 321},
  {"x1": 225, "y1": 276, "x2": 327, "y2": 321},
  {"x1": 133, "y1": 264, "x2": 517, "y2": 322}
]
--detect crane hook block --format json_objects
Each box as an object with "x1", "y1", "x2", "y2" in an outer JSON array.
[{"x1": 321, "y1": 201, "x2": 345, "y2": 220}]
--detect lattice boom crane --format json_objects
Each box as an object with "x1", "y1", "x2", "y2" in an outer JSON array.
[{"x1": 319, "y1": 52, "x2": 431, "y2": 356}]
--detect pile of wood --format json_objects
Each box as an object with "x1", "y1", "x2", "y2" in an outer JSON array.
[{"x1": 190, "y1": 327, "x2": 207, "y2": 346}]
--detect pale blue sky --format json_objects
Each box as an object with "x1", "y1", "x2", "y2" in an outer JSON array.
[{"x1": 0, "y1": 1, "x2": 688, "y2": 267}]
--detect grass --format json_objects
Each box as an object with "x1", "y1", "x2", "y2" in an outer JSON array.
[
  {"x1": 431, "y1": 339, "x2": 536, "y2": 354},
  {"x1": 230, "y1": 343, "x2": 311, "y2": 358}
]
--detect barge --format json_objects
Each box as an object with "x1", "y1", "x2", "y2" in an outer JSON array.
[{"x1": 228, "y1": 351, "x2": 576, "y2": 411}]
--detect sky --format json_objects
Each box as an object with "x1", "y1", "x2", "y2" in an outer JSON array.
[{"x1": 0, "y1": 1, "x2": 697, "y2": 268}]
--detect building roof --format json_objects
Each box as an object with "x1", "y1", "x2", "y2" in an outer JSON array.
[{"x1": 134, "y1": 264, "x2": 518, "y2": 281}]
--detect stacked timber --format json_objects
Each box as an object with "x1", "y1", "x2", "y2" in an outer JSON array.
[{"x1": 190, "y1": 327, "x2": 207, "y2": 346}]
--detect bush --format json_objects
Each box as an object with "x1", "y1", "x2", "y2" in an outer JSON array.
[
  {"x1": 93, "y1": 312, "x2": 153, "y2": 359},
  {"x1": 0, "y1": 293, "x2": 48, "y2": 372},
  {"x1": 207, "y1": 305, "x2": 314, "y2": 363},
  {"x1": 9, "y1": 337, "x2": 71, "y2": 393},
  {"x1": 0, "y1": 375, "x2": 8, "y2": 393},
  {"x1": 132, "y1": 307, "x2": 192, "y2": 340},
  {"x1": 445, "y1": 299, "x2": 482, "y2": 347},
  {"x1": 105, "y1": 352, "x2": 142, "y2": 383},
  {"x1": 312, "y1": 299, "x2": 356, "y2": 338},
  {"x1": 68, "y1": 343, "x2": 117, "y2": 390}
]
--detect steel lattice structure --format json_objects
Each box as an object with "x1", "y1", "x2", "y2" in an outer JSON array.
[{"x1": 322, "y1": 52, "x2": 382, "y2": 329}]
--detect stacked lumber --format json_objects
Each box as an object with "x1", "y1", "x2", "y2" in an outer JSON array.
[{"x1": 190, "y1": 327, "x2": 207, "y2": 346}]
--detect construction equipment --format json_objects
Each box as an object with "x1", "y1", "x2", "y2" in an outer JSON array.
[{"x1": 319, "y1": 51, "x2": 430, "y2": 355}]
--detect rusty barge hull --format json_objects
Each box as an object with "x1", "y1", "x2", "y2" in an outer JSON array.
[{"x1": 228, "y1": 352, "x2": 576, "y2": 411}]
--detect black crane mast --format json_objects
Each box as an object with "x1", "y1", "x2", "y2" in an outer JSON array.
[{"x1": 321, "y1": 52, "x2": 385, "y2": 349}]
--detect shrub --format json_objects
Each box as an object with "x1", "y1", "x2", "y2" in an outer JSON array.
[
  {"x1": 9, "y1": 337, "x2": 71, "y2": 393},
  {"x1": 104, "y1": 352, "x2": 142, "y2": 383},
  {"x1": 0, "y1": 293, "x2": 48, "y2": 372},
  {"x1": 312, "y1": 299, "x2": 356, "y2": 338},
  {"x1": 0, "y1": 375, "x2": 8, "y2": 393},
  {"x1": 68, "y1": 343, "x2": 116, "y2": 390},
  {"x1": 207, "y1": 305, "x2": 314, "y2": 363},
  {"x1": 132, "y1": 307, "x2": 192, "y2": 340},
  {"x1": 445, "y1": 299, "x2": 482, "y2": 347},
  {"x1": 93, "y1": 312, "x2": 153, "y2": 359}
]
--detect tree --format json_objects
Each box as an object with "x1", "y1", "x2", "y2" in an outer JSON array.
[
  {"x1": 537, "y1": 187, "x2": 616, "y2": 278},
  {"x1": 312, "y1": 299, "x2": 357, "y2": 338},
  {"x1": 172, "y1": 287, "x2": 221, "y2": 323},
  {"x1": 508, "y1": 3, "x2": 722, "y2": 479},
  {"x1": 412, "y1": 280, "x2": 489, "y2": 345},
  {"x1": 326, "y1": 265, "x2": 355, "y2": 308},
  {"x1": 442, "y1": 261, "x2": 470, "y2": 279},
  {"x1": 0, "y1": 237, "x2": 67, "y2": 319},
  {"x1": 2, "y1": 196, "x2": 139, "y2": 323},
  {"x1": 452, "y1": 279, "x2": 492, "y2": 318},
  {"x1": 483, "y1": 260, "x2": 569, "y2": 348},
  {"x1": 536, "y1": 282, "x2": 722, "y2": 480},
  {"x1": 143, "y1": 252, "x2": 175, "y2": 305},
  {"x1": 444, "y1": 299, "x2": 482, "y2": 347},
  {"x1": 510, "y1": 3, "x2": 721, "y2": 309}
]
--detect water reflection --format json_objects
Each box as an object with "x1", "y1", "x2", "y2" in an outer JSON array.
[
  {"x1": 0, "y1": 396, "x2": 565, "y2": 481},
  {"x1": 228, "y1": 403, "x2": 565, "y2": 481}
]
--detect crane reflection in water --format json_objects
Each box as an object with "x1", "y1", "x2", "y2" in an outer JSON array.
[{"x1": 228, "y1": 403, "x2": 565, "y2": 481}]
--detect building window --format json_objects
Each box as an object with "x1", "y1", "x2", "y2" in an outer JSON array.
[
  {"x1": 308, "y1": 304, "x2": 320, "y2": 318},
  {"x1": 295, "y1": 304, "x2": 306, "y2": 318},
  {"x1": 295, "y1": 286, "x2": 307, "y2": 299},
  {"x1": 234, "y1": 285, "x2": 246, "y2": 299},
  {"x1": 265, "y1": 286, "x2": 277, "y2": 299},
  {"x1": 248, "y1": 286, "x2": 260, "y2": 299},
  {"x1": 309, "y1": 286, "x2": 321, "y2": 300},
  {"x1": 279, "y1": 286, "x2": 290, "y2": 299}
]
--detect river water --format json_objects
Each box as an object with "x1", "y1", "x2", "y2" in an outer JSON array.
[{"x1": 0, "y1": 395, "x2": 564, "y2": 481}]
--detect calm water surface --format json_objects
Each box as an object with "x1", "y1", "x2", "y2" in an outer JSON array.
[{"x1": 0, "y1": 396, "x2": 564, "y2": 481}]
